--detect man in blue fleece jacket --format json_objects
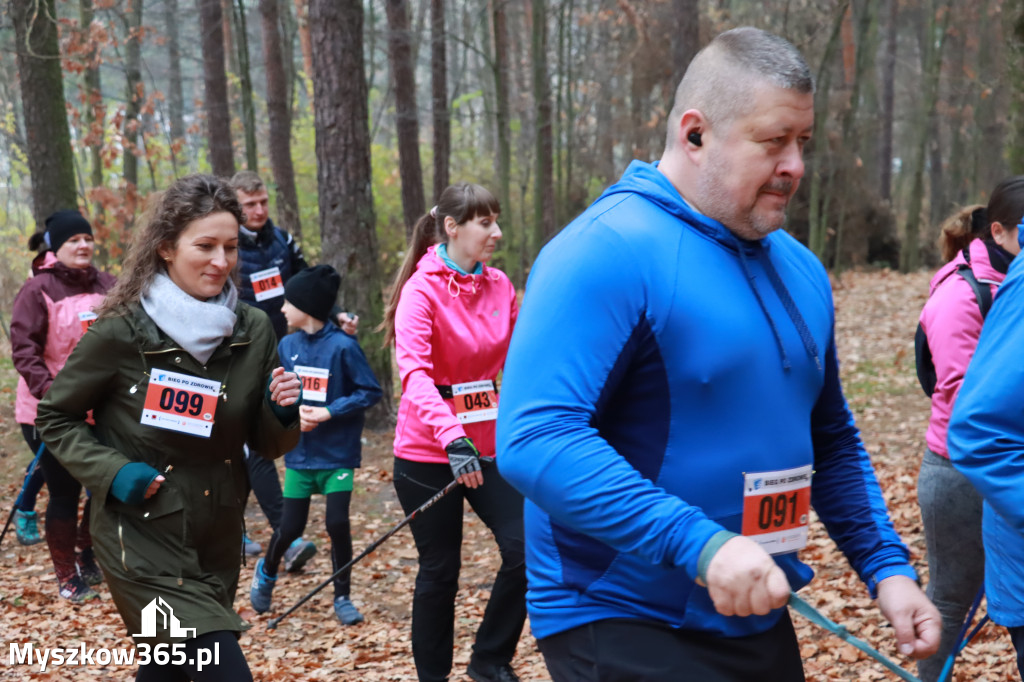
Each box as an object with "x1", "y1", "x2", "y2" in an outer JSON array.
[{"x1": 496, "y1": 26, "x2": 939, "y2": 680}]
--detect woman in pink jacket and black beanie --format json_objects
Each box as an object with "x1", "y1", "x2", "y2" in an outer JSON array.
[
  {"x1": 915, "y1": 175, "x2": 1024, "y2": 681},
  {"x1": 381, "y1": 183, "x2": 524, "y2": 682},
  {"x1": 12, "y1": 210, "x2": 116, "y2": 603}
]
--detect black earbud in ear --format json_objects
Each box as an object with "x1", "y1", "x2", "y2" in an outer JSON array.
[{"x1": 687, "y1": 131, "x2": 703, "y2": 147}]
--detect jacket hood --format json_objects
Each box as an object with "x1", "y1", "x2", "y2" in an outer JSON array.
[
  {"x1": 600, "y1": 160, "x2": 820, "y2": 373},
  {"x1": 414, "y1": 245, "x2": 499, "y2": 297},
  {"x1": 929, "y1": 238, "x2": 1009, "y2": 296},
  {"x1": 30, "y1": 250, "x2": 58, "y2": 276},
  {"x1": 599, "y1": 160, "x2": 745, "y2": 252}
]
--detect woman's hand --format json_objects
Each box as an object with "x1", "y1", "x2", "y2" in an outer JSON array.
[
  {"x1": 299, "y1": 405, "x2": 331, "y2": 432},
  {"x1": 270, "y1": 367, "x2": 302, "y2": 406},
  {"x1": 144, "y1": 475, "x2": 165, "y2": 500}
]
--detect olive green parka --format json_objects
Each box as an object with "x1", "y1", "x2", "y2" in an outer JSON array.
[{"x1": 36, "y1": 302, "x2": 299, "y2": 644}]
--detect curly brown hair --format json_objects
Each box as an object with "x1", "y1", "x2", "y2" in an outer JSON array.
[{"x1": 98, "y1": 174, "x2": 245, "y2": 317}]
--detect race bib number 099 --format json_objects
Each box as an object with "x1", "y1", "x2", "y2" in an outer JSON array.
[
  {"x1": 741, "y1": 464, "x2": 812, "y2": 555},
  {"x1": 140, "y1": 370, "x2": 220, "y2": 438}
]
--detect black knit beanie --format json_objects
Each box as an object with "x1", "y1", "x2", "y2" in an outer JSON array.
[
  {"x1": 285, "y1": 264, "x2": 341, "y2": 322},
  {"x1": 44, "y1": 210, "x2": 93, "y2": 252}
]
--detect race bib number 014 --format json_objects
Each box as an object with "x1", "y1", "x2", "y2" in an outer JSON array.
[
  {"x1": 250, "y1": 267, "x2": 284, "y2": 302},
  {"x1": 452, "y1": 380, "x2": 498, "y2": 424},
  {"x1": 140, "y1": 370, "x2": 221, "y2": 438},
  {"x1": 741, "y1": 464, "x2": 812, "y2": 555}
]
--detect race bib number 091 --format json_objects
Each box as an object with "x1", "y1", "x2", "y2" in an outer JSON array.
[
  {"x1": 452, "y1": 380, "x2": 498, "y2": 424},
  {"x1": 741, "y1": 464, "x2": 812, "y2": 555},
  {"x1": 140, "y1": 370, "x2": 221, "y2": 438}
]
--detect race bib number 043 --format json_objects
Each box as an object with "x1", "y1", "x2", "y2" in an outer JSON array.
[
  {"x1": 140, "y1": 370, "x2": 221, "y2": 438},
  {"x1": 741, "y1": 464, "x2": 812, "y2": 555},
  {"x1": 452, "y1": 380, "x2": 498, "y2": 424}
]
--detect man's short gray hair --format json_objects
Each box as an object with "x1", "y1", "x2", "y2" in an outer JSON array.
[
  {"x1": 666, "y1": 27, "x2": 814, "y2": 150},
  {"x1": 229, "y1": 170, "x2": 265, "y2": 195}
]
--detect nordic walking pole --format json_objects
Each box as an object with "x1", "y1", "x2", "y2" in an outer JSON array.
[
  {"x1": 267, "y1": 477, "x2": 461, "y2": 630},
  {"x1": 0, "y1": 443, "x2": 46, "y2": 549}
]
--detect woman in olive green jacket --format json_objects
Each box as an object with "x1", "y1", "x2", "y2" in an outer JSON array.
[{"x1": 36, "y1": 174, "x2": 300, "y2": 682}]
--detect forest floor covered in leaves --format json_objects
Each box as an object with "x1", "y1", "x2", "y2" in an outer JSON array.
[{"x1": 0, "y1": 269, "x2": 1018, "y2": 680}]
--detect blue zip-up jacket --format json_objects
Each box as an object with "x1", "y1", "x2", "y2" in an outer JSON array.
[
  {"x1": 947, "y1": 242, "x2": 1024, "y2": 627},
  {"x1": 496, "y1": 160, "x2": 915, "y2": 640},
  {"x1": 239, "y1": 220, "x2": 307, "y2": 339},
  {"x1": 278, "y1": 323, "x2": 382, "y2": 470}
]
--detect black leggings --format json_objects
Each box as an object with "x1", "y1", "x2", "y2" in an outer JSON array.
[
  {"x1": 134, "y1": 631, "x2": 252, "y2": 681},
  {"x1": 393, "y1": 457, "x2": 526, "y2": 682},
  {"x1": 245, "y1": 449, "x2": 283, "y2": 530},
  {"x1": 264, "y1": 491, "x2": 354, "y2": 598},
  {"x1": 16, "y1": 424, "x2": 46, "y2": 511},
  {"x1": 23, "y1": 424, "x2": 91, "y2": 583}
]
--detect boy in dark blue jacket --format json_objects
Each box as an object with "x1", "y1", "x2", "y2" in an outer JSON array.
[{"x1": 250, "y1": 265, "x2": 382, "y2": 625}]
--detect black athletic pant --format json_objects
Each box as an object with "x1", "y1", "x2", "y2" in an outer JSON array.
[
  {"x1": 17, "y1": 424, "x2": 46, "y2": 511},
  {"x1": 393, "y1": 457, "x2": 526, "y2": 682},
  {"x1": 23, "y1": 424, "x2": 91, "y2": 583},
  {"x1": 538, "y1": 612, "x2": 806, "y2": 682},
  {"x1": 244, "y1": 450, "x2": 283, "y2": 531},
  {"x1": 134, "y1": 630, "x2": 252, "y2": 681},
  {"x1": 264, "y1": 491, "x2": 354, "y2": 598}
]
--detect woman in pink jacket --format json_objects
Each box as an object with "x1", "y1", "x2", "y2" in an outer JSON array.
[
  {"x1": 915, "y1": 176, "x2": 1024, "y2": 681},
  {"x1": 11, "y1": 210, "x2": 116, "y2": 604},
  {"x1": 381, "y1": 183, "x2": 524, "y2": 682}
]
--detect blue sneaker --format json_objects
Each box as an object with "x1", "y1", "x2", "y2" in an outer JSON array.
[
  {"x1": 249, "y1": 558, "x2": 276, "y2": 613},
  {"x1": 15, "y1": 510, "x2": 42, "y2": 545},
  {"x1": 333, "y1": 596, "x2": 364, "y2": 625},
  {"x1": 243, "y1": 533, "x2": 262, "y2": 557},
  {"x1": 283, "y1": 538, "x2": 317, "y2": 573}
]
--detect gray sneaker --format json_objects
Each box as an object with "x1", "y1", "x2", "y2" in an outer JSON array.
[
  {"x1": 243, "y1": 533, "x2": 262, "y2": 557},
  {"x1": 283, "y1": 538, "x2": 317, "y2": 572}
]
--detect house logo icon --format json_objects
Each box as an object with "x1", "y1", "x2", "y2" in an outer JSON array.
[{"x1": 132, "y1": 597, "x2": 197, "y2": 638}]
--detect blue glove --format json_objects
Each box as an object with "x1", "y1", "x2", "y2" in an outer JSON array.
[{"x1": 110, "y1": 462, "x2": 161, "y2": 505}]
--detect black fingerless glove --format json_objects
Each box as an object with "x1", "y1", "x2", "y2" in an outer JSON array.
[{"x1": 445, "y1": 437, "x2": 482, "y2": 479}]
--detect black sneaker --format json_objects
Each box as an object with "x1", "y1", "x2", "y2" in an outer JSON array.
[
  {"x1": 467, "y1": 663, "x2": 520, "y2": 682},
  {"x1": 78, "y1": 553, "x2": 103, "y2": 586},
  {"x1": 59, "y1": 575, "x2": 100, "y2": 604}
]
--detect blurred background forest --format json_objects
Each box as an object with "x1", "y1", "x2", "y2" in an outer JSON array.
[{"x1": 2, "y1": 0, "x2": 1022, "y2": 400}]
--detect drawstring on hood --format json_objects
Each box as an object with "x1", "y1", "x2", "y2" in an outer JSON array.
[{"x1": 598, "y1": 160, "x2": 822, "y2": 373}]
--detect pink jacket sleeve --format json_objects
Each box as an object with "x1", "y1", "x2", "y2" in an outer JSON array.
[
  {"x1": 394, "y1": 285, "x2": 467, "y2": 450},
  {"x1": 925, "y1": 278, "x2": 989, "y2": 410}
]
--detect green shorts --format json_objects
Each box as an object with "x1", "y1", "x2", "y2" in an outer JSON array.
[{"x1": 283, "y1": 467, "x2": 355, "y2": 498}]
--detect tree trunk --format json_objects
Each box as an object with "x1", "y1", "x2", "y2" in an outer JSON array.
[
  {"x1": 261, "y1": 0, "x2": 303, "y2": 238},
  {"x1": 385, "y1": 0, "x2": 426, "y2": 240},
  {"x1": 165, "y1": 0, "x2": 186, "y2": 172},
  {"x1": 671, "y1": 0, "x2": 700, "y2": 89},
  {"x1": 901, "y1": 0, "x2": 951, "y2": 273},
  {"x1": 309, "y1": 0, "x2": 393, "y2": 422},
  {"x1": 879, "y1": 0, "x2": 897, "y2": 201},
  {"x1": 233, "y1": 0, "x2": 259, "y2": 171},
  {"x1": 430, "y1": 0, "x2": 449, "y2": 201},
  {"x1": 80, "y1": 0, "x2": 104, "y2": 213},
  {"x1": 122, "y1": 0, "x2": 144, "y2": 189},
  {"x1": 12, "y1": 0, "x2": 78, "y2": 225},
  {"x1": 294, "y1": 0, "x2": 314, "y2": 80},
  {"x1": 492, "y1": 0, "x2": 511, "y2": 223},
  {"x1": 532, "y1": 0, "x2": 556, "y2": 253},
  {"x1": 197, "y1": 0, "x2": 236, "y2": 177}
]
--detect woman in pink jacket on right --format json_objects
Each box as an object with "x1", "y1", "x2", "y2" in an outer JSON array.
[
  {"x1": 915, "y1": 176, "x2": 1024, "y2": 681},
  {"x1": 381, "y1": 183, "x2": 524, "y2": 682}
]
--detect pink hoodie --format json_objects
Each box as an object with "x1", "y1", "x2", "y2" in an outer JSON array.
[
  {"x1": 394, "y1": 245, "x2": 518, "y2": 463},
  {"x1": 919, "y1": 238, "x2": 1006, "y2": 458}
]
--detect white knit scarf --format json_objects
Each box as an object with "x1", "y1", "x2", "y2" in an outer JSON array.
[{"x1": 141, "y1": 273, "x2": 239, "y2": 364}]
